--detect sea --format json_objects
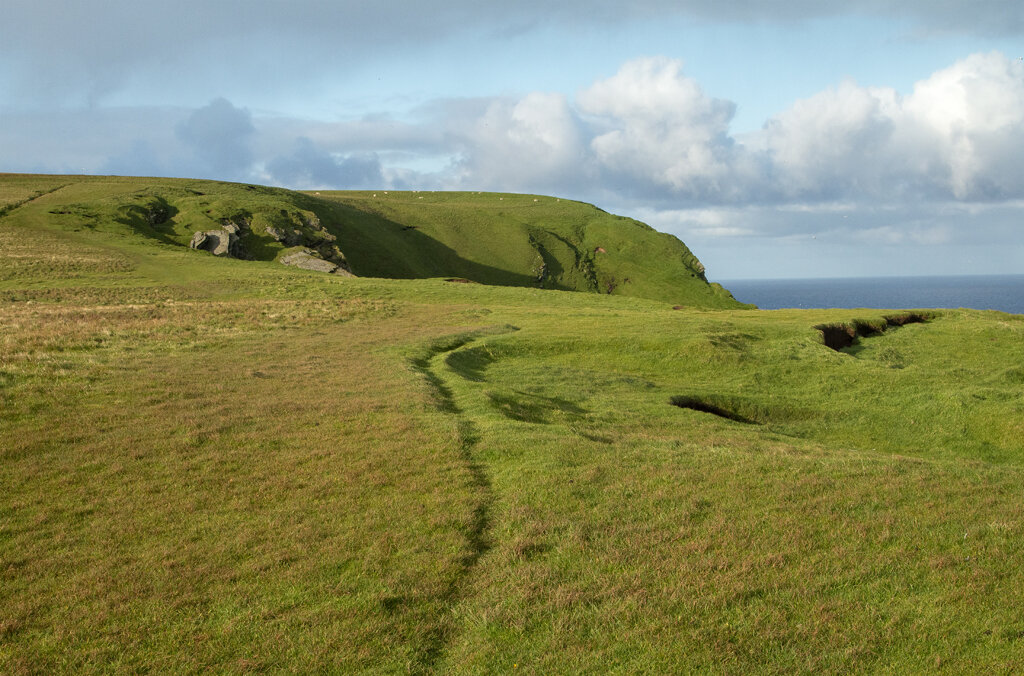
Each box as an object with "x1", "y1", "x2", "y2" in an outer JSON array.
[{"x1": 719, "y1": 274, "x2": 1024, "y2": 315}]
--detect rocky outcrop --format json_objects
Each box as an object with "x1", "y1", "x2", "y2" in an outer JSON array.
[
  {"x1": 263, "y1": 213, "x2": 327, "y2": 247},
  {"x1": 264, "y1": 214, "x2": 351, "y2": 275},
  {"x1": 189, "y1": 228, "x2": 241, "y2": 257},
  {"x1": 189, "y1": 210, "x2": 353, "y2": 276},
  {"x1": 280, "y1": 249, "x2": 355, "y2": 276},
  {"x1": 264, "y1": 225, "x2": 291, "y2": 244},
  {"x1": 189, "y1": 215, "x2": 251, "y2": 258}
]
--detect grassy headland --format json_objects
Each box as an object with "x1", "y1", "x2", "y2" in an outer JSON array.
[
  {"x1": 0, "y1": 174, "x2": 740, "y2": 308},
  {"x1": 2, "y1": 174, "x2": 1023, "y2": 673}
]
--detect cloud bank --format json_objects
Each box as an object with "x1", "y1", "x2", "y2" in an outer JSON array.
[
  {"x1": 6, "y1": 53, "x2": 1024, "y2": 205},
  {"x1": 3, "y1": 0, "x2": 1023, "y2": 108},
  {"x1": 2, "y1": 50, "x2": 1023, "y2": 277}
]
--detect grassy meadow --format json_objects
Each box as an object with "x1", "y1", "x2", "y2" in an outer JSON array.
[{"x1": 2, "y1": 175, "x2": 1024, "y2": 673}]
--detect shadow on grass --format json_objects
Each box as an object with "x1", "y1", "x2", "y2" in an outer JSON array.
[
  {"x1": 406, "y1": 335, "x2": 496, "y2": 673},
  {"x1": 487, "y1": 390, "x2": 588, "y2": 424},
  {"x1": 115, "y1": 196, "x2": 181, "y2": 247},
  {"x1": 670, "y1": 393, "x2": 821, "y2": 429},
  {"x1": 444, "y1": 347, "x2": 494, "y2": 383},
  {"x1": 295, "y1": 193, "x2": 562, "y2": 290},
  {"x1": 670, "y1": 395, "x2": 760, "y2": 425}
]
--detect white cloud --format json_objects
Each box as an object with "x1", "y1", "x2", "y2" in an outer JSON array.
[
  {"x1": 635, "y1": 207, "x2": 758, "y2": 238},
  {"x1": 903, "y1": 52, "x2": 1024, "y2": 199},
  {"x1": 754, "y1": 52, "x2": 1024, "y2": 203},
  {"x1": 756, "y1": 80, "x2": 903, "y2": 199},
  {"x1": 6, "y1": 53, "x2": 1024, "y2": 213},
  {"x1": 451, "y1": 92, "x2": 589, "y2": 190},
  {"x1": 578, "y1": 57, "x2": 741, "y2": 198}
]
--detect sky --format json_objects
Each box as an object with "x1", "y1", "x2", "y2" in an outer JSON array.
[{"x1": 2, "y1": 1, "x2": 1023, "y2": 280}]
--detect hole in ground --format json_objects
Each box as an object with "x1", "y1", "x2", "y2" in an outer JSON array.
[
  {"x1": 816, "y1": 312, "x2": 934, "y2": 352},
  {"x1": 883, "y1": 312, "x2": 930, "y2": 327},
  {"x1": 669, "y1": 395, "x2": 759, "y2": 425}
]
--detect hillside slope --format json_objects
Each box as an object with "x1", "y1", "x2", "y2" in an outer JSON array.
[
  {"x1": 0, "y1": 174, "x2": 743, "y2": 308},
  {"x1": 309, "y1": 190, "x2": 740, "y2": 307},
  {"x1": 4, "y1": 172, "x2": 1024, "y2": 672}
]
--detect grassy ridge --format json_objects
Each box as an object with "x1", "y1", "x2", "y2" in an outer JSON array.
[
  {"x1": 2, "y1": 174, "x2": 1023, "y2": 672},
  {"x1": 314, "y1": 190, "x2": 738, "y2": 307},
  {"x1": 0, "y1": 174, "x2": 742, "y2": 308}
]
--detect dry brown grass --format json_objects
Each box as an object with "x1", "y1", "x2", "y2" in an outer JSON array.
[{"x1": 0, "y1": 288, "x2": 494, "y2": 671}]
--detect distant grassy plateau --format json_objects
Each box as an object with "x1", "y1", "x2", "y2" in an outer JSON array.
[{"x1": 2, "y1": 174, "x2": 1023, "y2": 673}]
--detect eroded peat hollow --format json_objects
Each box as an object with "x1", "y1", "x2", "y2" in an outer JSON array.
[
  {"x1": 669, "y1": 395, "x2": 761, "y2": 425},
  {"x1": 815, "y1": 312, "x2": 934, "y2": 351}
]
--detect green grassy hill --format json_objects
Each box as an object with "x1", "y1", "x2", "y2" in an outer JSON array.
[
  {"x1": 0, "y1": 174, "x2": 742, "y2": 308},
  {"x1": 3, "y1": 173, "x2": 1024, "y2": 673},
  {"x1": 311, "y1": 190, "x2": 739, "y2": 307}
]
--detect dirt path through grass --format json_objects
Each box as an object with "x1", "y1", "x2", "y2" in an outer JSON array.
[{"x1": 407, "y1": 329, "x2": 525, "y2": 672}]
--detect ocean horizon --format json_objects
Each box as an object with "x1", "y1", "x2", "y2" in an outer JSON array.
[{"x1": 719, "y1": 274, "x2": 1024, "y2": 315}]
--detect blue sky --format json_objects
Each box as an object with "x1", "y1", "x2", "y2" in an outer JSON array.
[{"x1": 2, "y1": 1, "x2": 1023, "y2": 280}]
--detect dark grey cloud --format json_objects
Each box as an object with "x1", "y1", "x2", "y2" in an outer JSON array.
[
  {"x1": 175, "y1": 98, "x2": 255, "y2": 180},
  {"x1": 264, "y1": 137, "x2": 383, "y2": 189},
  {"x1": 256, "y1": 114, "x2": 449, "y2": 157},
  {"x1": 101, "y1": 139, "x2": 173, "y2": 178},
  {"x1": 0, "y1": 100, "x2": 258, "y2": 180}
]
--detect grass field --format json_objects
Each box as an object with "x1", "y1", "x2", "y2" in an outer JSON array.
[{"x1": 2, "y1": 175, "x2": 1023, "y2": 673}]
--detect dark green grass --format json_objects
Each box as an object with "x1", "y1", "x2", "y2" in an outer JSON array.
[{"x1": 2, "y1": 174, "x2": 1023, "y2": 673}]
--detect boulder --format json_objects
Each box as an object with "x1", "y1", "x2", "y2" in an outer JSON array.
[
  {"x1": 189, "y1": 231, "x2": 208, "y2": 250},
  {"x1": 189, "y1": 228, "x2": 236, "y2": 256}
]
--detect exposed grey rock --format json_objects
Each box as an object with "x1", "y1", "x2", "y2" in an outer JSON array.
[
  {"x1": 281, "y1": 249, "x2": 339, "y2": 273},
  {"x1": 264, "y1": 224, "x2": 306, "y2": 246},
  {"x1": 206, "y1": 230, "x2": 233, "y2": 256},
  {"x1": 189, "y1": 228, "x2": 236, "y2": 256},
  {"x1": 280, "y1": 249, "x2": 355, "y2": 276},
  {"x1": 189, "y1": 209, "x2": 352, "y2": 274}
]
